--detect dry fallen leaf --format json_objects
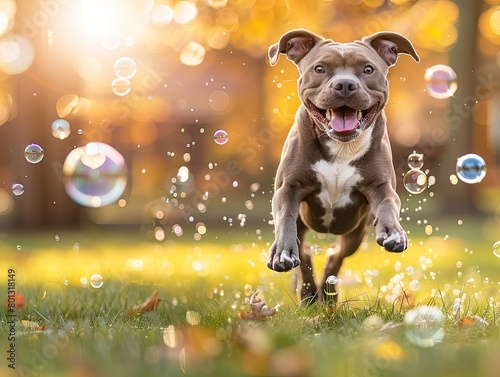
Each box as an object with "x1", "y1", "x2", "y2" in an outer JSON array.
[
  {"x1": 126, "y1": 290, "x2": 161, "y2": 317},
  {"x1": 20, "y1": 320, "x2": 47, "y2": 331},
  {"x1": 238, "y1": 290, "x2": 279, "y2": 320},
  {"x1": 455, "y1": 315, "x2": 488, "y2": 328}
]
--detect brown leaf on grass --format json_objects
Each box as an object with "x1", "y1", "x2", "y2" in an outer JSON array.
[
  {"x1": 455, "y1": 315, "x2": 488, "y2": 328},
  {"x1": 238, "y1": 290, "x2": 278, "y2": 320},
  {"x1": 20, "y1": 320, "x2": 47, "y2": 331},
  {"x1": 126, "y1": 290, "x2": 161, "y2": 317}
]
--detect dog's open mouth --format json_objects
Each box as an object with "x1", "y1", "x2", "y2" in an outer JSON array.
[{"x1": 306, "y1": 100, "x2": 379, "y2": 139}]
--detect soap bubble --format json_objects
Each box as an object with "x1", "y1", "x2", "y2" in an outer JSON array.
[
  {"x1": 326, "y1": 275, "x2": 340, "y2": 285},
  {"x1": 114, "y1": 57, "x2": 137, "y2": 79},
  {"x1": 24, "y1": 143, "x2": 44, "y2": 164},
  {"x1": 403, "y1": 169, "x2": 427, "y2": 194},
  {"x1": 493, "y1": 241, "x2": 500, "y2": 258},
  {"x1": 51, "y1": 119, "x2": 71, "y2": 140},
  {"x1": 213, "y1": 129, "x2": 228, "y2": 145},
  {"x1": 89, "y1": 274, "x2": 104, "y2": 289},
  {"x1": 404, "y1": 306, "x2": 444, "y2": 347},
  {"x1": 407, "y1": 153, "x2": 424, "y2": 170},
  {"x1": 424, "y1": 65, "x2": 457, "y2": 99},
  {"x1": 456, "y1": 154, "x2": 486, "y2": 184},
  {"x1": 62, "y1": 142, "x2": 127, "y2": 208},
  {"x1": 111, "y1": 78, "x2": 131, "y2": 96},
  {"x1": 12, "y1": 183, "x2": 24, "y2": 196}
]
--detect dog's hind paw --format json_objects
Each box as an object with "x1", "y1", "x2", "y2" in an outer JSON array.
[{"x1": 376, "y1": 230, "x2": 407, "y2": 253}]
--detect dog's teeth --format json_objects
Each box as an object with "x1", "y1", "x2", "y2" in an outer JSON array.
[
  {"x1": 356, "y1": 110, "x2": 362, "y2": 121},
  {"x1": 325, "y1": 109, "x2": 332, "y2": 121}
]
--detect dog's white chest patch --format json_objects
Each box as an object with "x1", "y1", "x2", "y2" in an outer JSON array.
[
  {"x1": 312, "y1": 160, "x2": 362, "y2": 212},
  {"x1": 310, "y1": 130, "x2": 372, "y2": 226}
]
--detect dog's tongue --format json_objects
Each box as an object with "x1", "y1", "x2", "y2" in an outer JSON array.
[{"x1": 329, "y1": 107, "x2": 359, "y2": 133}]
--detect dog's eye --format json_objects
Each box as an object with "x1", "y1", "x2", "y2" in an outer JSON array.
[
  {"x1": 363, "y1": 65, "x2": 374, "y2": 74},
  {"x1": 314, "y1": 65, "x2": 325, "y2": 73}
]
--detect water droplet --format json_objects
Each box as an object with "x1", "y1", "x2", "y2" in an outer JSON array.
[
  {"x1": 12, "y1": 183, "x2": 24, "y2": 196},
  {"x1": 111, "y1": 78, "x2": 131, "y2": 96},
  {"x1": 51, "y1": 119, "x2": 71, "y2": 140},
  {"x1": 62, "y1": 142, "x2": 128, "y2": 207},
  {"x1": 213, "y1": 129, "x2": 228, "y2": 145},
  {"x1": 404, "y1": 306, "x2": 444, "y2": 347},
  {"x1": 407, "y1": 153, "x2": 424, "y2": 170},
  {"x1": 90, "y1": 274, "x2": 104, "y2": 289},
  {"x1": 493, "y1": 241, "x2": 500, "y2": 258},
  {"x1": 403, "y1": 169, "x2": 428, "y2": 194},
  {"x1": 456, "y1": 154, "x2": 486, "y2": 184},
  {"x1": 24, "y1": 143, "x2": 44, "y2": 164},
  {"x1": 114, "y1": 57, "x2": 137, "y2": 79},
  {"x1": 424, "y1": 65, "x2": 457, "y2": 99}
]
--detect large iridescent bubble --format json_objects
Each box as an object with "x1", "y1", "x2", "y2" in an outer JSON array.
[{"x1": 62, "y1": 142, "x2": 127, "y2": 207}]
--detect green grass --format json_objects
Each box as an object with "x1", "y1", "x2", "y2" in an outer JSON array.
[{"x1": 1, "y1": 217, "x2": 500, "y2": 377}]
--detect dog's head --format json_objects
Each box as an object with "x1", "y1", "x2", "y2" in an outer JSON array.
[{"x1": 269, "y1": 29, "x2": 419, "y2": 142}]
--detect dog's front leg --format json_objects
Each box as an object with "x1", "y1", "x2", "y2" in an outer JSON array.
[
  {"x1": 267, "y1": 185, "x2": 302, "y2": 272},
  {"x1": 367, "y1": 184, "x2": 408, "y2": 252}
]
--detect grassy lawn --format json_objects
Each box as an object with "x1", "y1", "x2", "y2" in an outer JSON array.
[{"x1": 1, "y1": 215, "x2": 500, "y2": 377}]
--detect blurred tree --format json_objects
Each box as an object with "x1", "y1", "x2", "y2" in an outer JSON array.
[{"x1": 438, "y1": 0, "x2": 482, "y2": 214}]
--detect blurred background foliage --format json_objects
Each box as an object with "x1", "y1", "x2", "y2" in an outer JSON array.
[{"x1": 0, "y1": 0, "x2": 498, "y2": 235}]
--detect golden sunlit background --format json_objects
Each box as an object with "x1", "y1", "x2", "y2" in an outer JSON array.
[{"x1": 0, "y1": 0, "x2": 498, "y2": 236}]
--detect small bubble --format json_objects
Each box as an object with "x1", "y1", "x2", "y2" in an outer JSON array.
[
  {"x1": 404, "y1": 306, "x2": 444, "y2": 348},
  {"x1": 456, "y1": 154, "x2": 486, "y2": 184},
  {"x1": 51, "y1": 119, "x2": 71, "y2": 140},
  {"x1": 493, "y1": 241, "x2": 500, "y2": 258},
  {"x1": 213, "y1": 129, "x2": 229, "y2": 145},
  {"x1": 90, "y1": 274, "x2": 104, "y2": 289},
  {"x1": 114, "y1": 57, "x2": 137, "y2": 79},
  {"x1": 326, "y1": 275, "x2": 339, "y2": 285},
  {"x1": 403, "y1": 169, "x2": 427, "y2": 194},
  {"x1": 12, "y1": 183, "x2": 25, "y2": 196},
  {"x1": 24, "y1": 143, "x2": 44, "y2": 164},
  {"x1": 424, "y1": 64, "x2": 457, "y2": 99},
  {"x1": 111, "y1": 78, "x2": 131, "y2": 96},
  {"x1": 16, "y1": 245, "x2": 21, "y2": 251},
  {"x1": 407, "y1": 153, "x2": 424, "y2": 170}
]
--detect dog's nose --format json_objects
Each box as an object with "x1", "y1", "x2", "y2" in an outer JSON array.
[{"x1": 333, "y1": 79, "x2": 358, "y2": 97}]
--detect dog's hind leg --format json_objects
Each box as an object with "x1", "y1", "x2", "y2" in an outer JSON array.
[
  {"x1": 296, "y1": 216, "x2": 318, "y2": 305},
  {"x1": 319, "y1": 212, "x2": 371, "y2": 303}
]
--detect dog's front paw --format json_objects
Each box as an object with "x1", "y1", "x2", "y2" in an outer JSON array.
[
  {"x1": 267, "y1": 238, "x2": 301, "y2": 272},
  {"x1": 376, "y1": 227, "x2": 407, "y2": 253}
]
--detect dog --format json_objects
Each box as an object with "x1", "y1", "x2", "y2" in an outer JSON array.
[{"x1": 266, "y1": 29, "x2": 419, "y2": 304}]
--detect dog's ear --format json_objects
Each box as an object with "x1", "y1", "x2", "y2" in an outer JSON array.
[
  {"x1": 363, "y1": 32, "x2": 420, "y2": 67},
  {"x1": 268, "y1": 29, "x2": 324, "y2": 66}
]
